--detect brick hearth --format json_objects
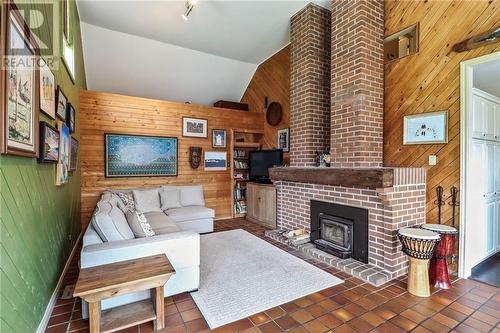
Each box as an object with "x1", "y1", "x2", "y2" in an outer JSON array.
[{"x1": 271, "y1": 168, "x2": 426, "y2": 279}]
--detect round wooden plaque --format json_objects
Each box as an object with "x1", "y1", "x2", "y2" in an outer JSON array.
[{"x1": 266, "y1": 102, "x2": 282, "y2": 126}]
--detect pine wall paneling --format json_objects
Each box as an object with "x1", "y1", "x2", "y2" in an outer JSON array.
[
  {"x1": 384, "y1": 0, "x2": 500, "y2": 229},
  {"x1": 240, "y1": 46, "x2": 291, "y2": 163},
  {"x1": 79, "y1": 90, "x2": 264, "y2": 226},
  {"x1": 0, "y1": 0, "x2": 86, "y2": 331}
]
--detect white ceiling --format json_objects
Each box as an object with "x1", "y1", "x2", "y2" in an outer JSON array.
[
  {"x1": 77, "y1": 0, "x2": 329, "y2": 105},
  {"x1": 473, "y1": 59, "x2": 500, "y2": 97}
]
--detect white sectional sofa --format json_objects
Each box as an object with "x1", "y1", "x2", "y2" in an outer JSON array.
[{"x1": 80, "y1": 185, "x2": 214, "y2": 318}]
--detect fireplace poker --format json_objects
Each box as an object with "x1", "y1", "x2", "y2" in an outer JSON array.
[
  {"x1": 449, "y1": 186, "x2": 459, "y2": 228},
  {"x1": 435, "y1": 185, "x2": 445, "y2": 224}
]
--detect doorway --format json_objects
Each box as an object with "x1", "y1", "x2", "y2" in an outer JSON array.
[{"x1": 459, "y1": 51, "x2": 500, "y2": 285}]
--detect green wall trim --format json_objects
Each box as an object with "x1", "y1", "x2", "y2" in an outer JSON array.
[{"x1": 0, "y1": 0, "x2": 86, "y2": 331}]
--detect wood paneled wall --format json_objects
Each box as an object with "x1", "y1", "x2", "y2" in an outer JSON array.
[
  {"x1": 79, "y1": 90, "x2": 263, "y2": 226},
  {"x1": 384, "y1": 0, "x2": 500, "y2": 227},
  {"x1": 241, "y1": 46, "x2": 290, "y2": 163}
]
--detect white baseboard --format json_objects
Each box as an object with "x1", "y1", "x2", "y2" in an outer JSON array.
[{"x1": 36, "y1": 231, "x2": 84, "y2": 333}]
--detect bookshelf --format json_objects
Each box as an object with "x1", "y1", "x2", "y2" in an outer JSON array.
[{"x1": 230, "y1": 129, "x2": 263, "y2": 218}]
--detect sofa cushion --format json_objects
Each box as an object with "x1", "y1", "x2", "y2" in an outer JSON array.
[
  {"x1": 126, "y1": 210, "x2": 156, "y2": 238},
  {"x1": 133, "y1": 189, "x2": 162, "y2": 212},
  {"x1": 160, "y1": 189, "x2": 182, "y2": 211},
  {"x1": 165, "y1": 206, "x2": 215, "y2": 222},
  {"x1": 144, "y1": 212, "x2": 181, "y2": 234},
  {"x1": 179, "y1": 185, "x2": 205, "y2": 206},
  {"x1": 92, "y1": 193, "x2": 135, "y2": 242},
  {"x1": 116, "y1": 191, "x2": 135, "y2": 212}
]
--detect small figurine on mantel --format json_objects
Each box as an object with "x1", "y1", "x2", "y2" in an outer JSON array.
[{"x1": 316, "y1": 150, "x2": 331, "y2": 167}]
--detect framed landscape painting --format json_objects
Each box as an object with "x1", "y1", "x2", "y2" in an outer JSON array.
[
  {"x1": 1, "y1": 3, "x2": 40, "y2": 157},
  {"x1": 105, "y1": 134, "x2": 178, "y2": 177},
  {"x1": 55, "y1": 86, "x2": 67, "y2": 121},
  {"x1": 40, "y1": 59, "x2": 55, "y2": 119},
  {"x1": 38, "y1": 122, "x2": 59, "y2": 163},
  {"x1": 56, "y1": 121, "x2": 70, "y2": 186},
  {"x1": 183, "y1": 117, "x2": 207, "y2": 138},
  {"x1": 403, "y1": 110, "x2": 448, "y2": 145},
  {"x1": 204, "y1": 151, "x2": 227, "y2": 171},
  {"x1": 70, "y1": 137, "x2": 78, "y2": 171}
]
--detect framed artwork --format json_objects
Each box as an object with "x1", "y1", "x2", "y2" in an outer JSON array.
[
  {"x1": 38, "y1": 122, "x2": 59, "y2": 163},
  {"x1": 1, "y1": 2, "x2": 40, "y2": 157},
  {"x1": 105, "y1": 133, "x2": 178, "y2": 177},
  {"x1": 277, "y1": 128, "x2": 290, "y2": 152},
  {"x1": 183, "y1": 117, "x2": 208, "y2": 138},
  {"x1": 66, "y1": 102, "x2": 75, "y2": 133},
  {"x1": 212, "y1": 129, "x2": 226, "y2": 148},
  {"x1": 40, "y1": 58, "x2": 55, "y2": 119},
  {"x1": 403, "y1": 110, "x2": 448, "y2": 145},
  {"x1": 56, "y1": 121, "x2": 70, "y2": 186},
  {"x1": 204, "y1": 151, "x2": 227, "y2": 171},
  {"x1": 70, "y1": 137, "x2": 78, "y2": 171},
  {"x1": 55, "y1": 86, "x2": 67, "y2": 121}
]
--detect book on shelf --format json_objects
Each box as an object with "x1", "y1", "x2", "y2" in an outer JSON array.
[
  {"x1": 234, "y1": 201, "x2": 247, "y2": 214},
  {"x1": 234, "y1": 188, "x2": 246, "y2": 201},
  {"x1": 234, "y1": 160, "x2": 248, "y2": 169},
  {"x1": 233, "y1": 150, "x2": 248, "y2": 158}
]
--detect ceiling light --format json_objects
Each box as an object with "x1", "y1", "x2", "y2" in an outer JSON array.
[{"x1": 182, "y1": 0, "x2": 197, "y2": 21}]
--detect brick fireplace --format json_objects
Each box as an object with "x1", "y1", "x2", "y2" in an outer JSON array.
[{"x1": 269, "y1": 0, "x2": 427, "y2": 282}]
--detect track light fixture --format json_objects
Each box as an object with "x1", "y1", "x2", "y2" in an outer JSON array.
[{"x1": 182, "y1": 0, "x2": 197, "y2": 21}]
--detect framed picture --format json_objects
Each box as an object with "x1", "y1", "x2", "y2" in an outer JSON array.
[
  {"x1": 70, "y1": 137, "x2": 78, "y2": 171},
  {"x1": 40, "y1": 58, "x2": 55, "y2": 119},
  {"x1": 66, "y1": 102, "x2": 75, "y2": 133},
  {"x1": 277, "y1": 128, "x2": 290, "y2": 152},
  {"x1": 55, "y1": 86, "x2": 67, "y2": 121},
  {"x1": 56, "y1": 121, "x2": 70, "y2": 186},
  {"x1": 1, "y1": 2, "x2": 40, "y2": 157},
  {"x1": 38, "y1": 122, "x2": 59, "y2": 163},
  {"x1": 105, "y1": 133, "x2": 178, "y2": 177},
  {"x1": 204, "y1": 151, "x2": 227, "y2": 171},
  {"x1": 212, "y1": 129, "x2": 226, "y2": 148},
  {"x1": 183, "y1": 117, "x2": 208, "y2": 138},
  {"x1": 403, "y1": 110, "x2": 448, "y2": 145}
]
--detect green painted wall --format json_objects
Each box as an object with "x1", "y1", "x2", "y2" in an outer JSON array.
[{"x1": 0, "y1": 1, "x2": 86, "y2": 331}]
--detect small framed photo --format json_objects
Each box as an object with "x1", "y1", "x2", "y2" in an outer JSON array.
[
  {"x1": 277, "y1": 128, "x2": 290, "y2": 152},
  {"x1": 40, "y1": 59, "x2": 56, "y2": 119},
  {"x1": 38, "y1": 122, "x2": 59, "y2": 163},
  {"x1": 66, "y1": 103, "x2": 75, "y2": 133},
  {"x1": 70, "y1": 137, "x2": 78, "y2": 171},
  {"x1": 183, "y1": 117, "x2": 208, "y2": 138},
  {"x1": 403, "y1": 110, "x2": 448, "y2": 145},
  {"x1": 56, "y1": 86, "x2": 67, "y2": 121},
  {"x1": 212, "y1": 129, "x2": 227, "y2": 148},
  {"x1": 204, "y1": 151, "x2": 227, "y2": 171}
]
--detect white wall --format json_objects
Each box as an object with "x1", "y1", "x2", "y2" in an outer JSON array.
[{"x1": 80, "y1": 23, "x2": 258, "y2": 106}]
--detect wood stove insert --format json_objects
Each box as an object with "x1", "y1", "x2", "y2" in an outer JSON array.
[{"x1": 310, "y1": 200, "x2": 368, "y2": 263}]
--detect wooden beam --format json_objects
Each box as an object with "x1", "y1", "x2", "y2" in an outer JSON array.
[
  {"x1": 452, "y1": 27, "x2": 500, "y2": 53},
  {"x1": 269, "y1": 167, "x2": 394, "y2": 189}
]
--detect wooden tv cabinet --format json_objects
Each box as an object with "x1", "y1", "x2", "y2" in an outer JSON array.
[{"x1": 246, "y1": 182, "x2": 276, "y2": 229}]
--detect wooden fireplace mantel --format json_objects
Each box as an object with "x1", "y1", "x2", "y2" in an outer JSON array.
[{"x1": 269, "y1": 167, "x2": 394, "y2": 189}]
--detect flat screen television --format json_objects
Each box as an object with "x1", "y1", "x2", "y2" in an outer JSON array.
[{"x1": 249, "y1": 149, "x2": 283, "y2": 183}]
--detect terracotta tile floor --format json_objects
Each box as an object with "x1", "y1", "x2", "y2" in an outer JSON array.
[{"x1": 46, "y1": 218, "x2": 500, "y2": 333}]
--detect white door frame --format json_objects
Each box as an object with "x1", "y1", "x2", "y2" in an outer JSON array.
[{"x1": 459, "y1": 51, "x2": 500, "y2": 278}]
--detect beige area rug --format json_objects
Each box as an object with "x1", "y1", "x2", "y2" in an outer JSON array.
[{"x1": 190, "y1": 229, "x2": 343, "y2": 328}]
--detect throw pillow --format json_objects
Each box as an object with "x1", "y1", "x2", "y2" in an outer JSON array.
[
  {"x1": 160, "y1": 189, "x2": 182, "y2": 211},
  {"x1": 117, "y1": 192, "x2": 135, "y2": 212},
  {"x1": 179, "y1": 185, "x2": 205, "y2": 206},
  {"x1": 125, "y1": 210, "x2": 156, "y2": 238},
  {"x1": 133, "y1": 189, "x2": 162, "y2": 212}
]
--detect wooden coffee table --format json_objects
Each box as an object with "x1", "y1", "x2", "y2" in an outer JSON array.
[{"x1": 73, "y1": 254, "x2": 175, "y2": 333}]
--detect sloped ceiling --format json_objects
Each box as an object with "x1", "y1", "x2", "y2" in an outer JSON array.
[{"x1": 77, "y1": 0, "x2": 329, "y2": 105}]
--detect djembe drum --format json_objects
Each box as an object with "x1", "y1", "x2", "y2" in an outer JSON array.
[
  {"x1": 398, "y1": 228, "x2": 441, "y2": 297},
  {"x1": 421, "y1": 224, "x2": 457, "y2": 289}
]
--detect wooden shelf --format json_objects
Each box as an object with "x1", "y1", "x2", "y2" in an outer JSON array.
[
  {"x1": 234, "y1": 142, "x2": 261, "y2": 149},
  {"x1": 234, "y1": 212, "x2": 247, "y2": 218},
  {"x1": 234, "y1": 168, "x2": 248, "y2": 171},
  {"x1": 101, "y1": 300, "x2": 156, "y2": 333}
]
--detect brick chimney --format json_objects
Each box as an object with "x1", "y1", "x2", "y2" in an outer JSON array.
[
  {"x1": 289, "y1": 4, "x2": 331, "y2": 167},
  {"x1": 330, "y1": 0, "x2": 384, "y2": 167}
]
